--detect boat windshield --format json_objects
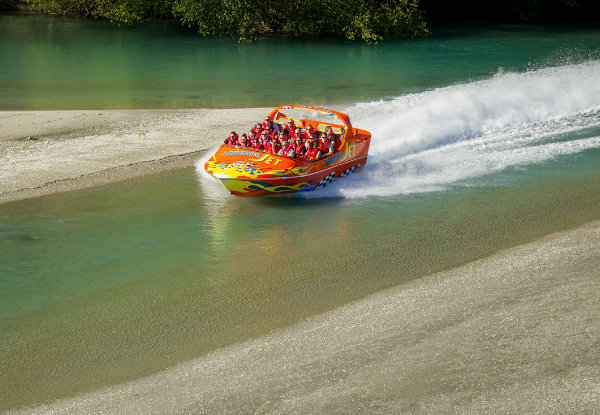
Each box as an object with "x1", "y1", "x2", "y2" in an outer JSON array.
[{"x1": 268, "y1": 105, "x2": 352, "y2": 147}]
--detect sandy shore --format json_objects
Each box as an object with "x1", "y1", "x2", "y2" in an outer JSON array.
[
  {"x1": 0, "y1": 108, "x2": 270, "y2": 203},
  {"x1": 9, "y1": 219, "x2": 599, "y2": 414}
]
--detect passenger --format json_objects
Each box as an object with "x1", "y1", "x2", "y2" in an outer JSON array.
[
  {"x1": 318, "y1": 132, "x2": 327, "y2": 147},
  {"x1": 270, "y1": 132, "x2": 283, "y2": 149},
  {"x1": 256, "y1": 131, "x2": 270, "y2": 151},
  {"x1": 224, "y1": 131, "x2": 238, "y2": 146},
  {"x1": 265, "y1": 130, "x2": 274, "y2": 143},
  {"x1": 294, "y1": 135, "x2": 307, "y2": 157},
  {"x1": 285, "y1": 119, "x2": 296, "y2": 136},
  {"x1": 283, "y1": 139, "x2": 296, "y2": 158},
  {"x1": 277, "y1": 138, "x2": 288, "y2": 156},
  {"x1": 293, "y1": 127, "x2": 305, "y2": 141},
  {"x1": 267, "y1": 137, "x2": 280, "y2": 154},
  {"x1": 304, "y1": 136, "x2": 322, "y2": 161},
  {"x1": 277, "y1": 132, "x2": 287, "y2": 146},
  {"x1": 264, "y1": 124, "x2": 276, "y2": 139},
  {"x1": 262, "y1": 117, "x2": 280, "y2": 133},
  {"x1": 325, "y1": 125, "x2": 338, "y2": 148},
  {"x1": 249, "y1": 132, "x2": 260, "y2": 149},
  {"x1": 235, "y1": 133, "x2": 248, "y2": 148},
  {"x1": 260, "y1": 131, "x2": 270, "y2": 151},
  {"x1": 305, "y1": 131, "x2": 318, "y2": 151},
  {"x1": 324, "y1": 125, "x2": 334, "y2": 137},
  {"x1": 262, "y1": 117, "x2": 271, "y2": 129},
  {"x1": 319, "y1": 132, "x2": 335, "y2": 158}
]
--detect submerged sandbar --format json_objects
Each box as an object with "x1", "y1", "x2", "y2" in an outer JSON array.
[
  {"x1": 9, "y1": 219, "x2": 600, "y2": 414},
  {"x1": 0, "y1": 108, "x2": 270, "y2": 203}
]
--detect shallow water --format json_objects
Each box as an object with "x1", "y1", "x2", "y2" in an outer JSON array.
[
  {"x1": 2, "y1": 13, "x2": 600, "y2": 109},
  {"x1": 2, "y1": 16, "x2": 600, "y2": 412},
  {"x1": 1, "y1": 146, "x2": 599, "y2": 410},
  {"x1": 16, "y1": 219, "x2": 598, "y2": 414}
]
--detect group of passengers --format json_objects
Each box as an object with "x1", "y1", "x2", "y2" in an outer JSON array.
[{"x1": 223, "y1": 117, "x2": 338, "y2": 161}]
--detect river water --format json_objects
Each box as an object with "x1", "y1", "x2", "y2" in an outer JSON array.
[
  {"x1": 2, "y1": 13, "x2": 600, "y2": 109},
  {"x1": 1, "y1": 13, "x2": 600, "y2": 413}
]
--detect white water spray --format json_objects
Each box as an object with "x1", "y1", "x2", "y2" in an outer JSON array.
[
  {"x1": 319, "y1": 60, "x2": 600, "y2": 198},
  {"x1": 195, "y1": 146, "x2": 233, "y2": 200},
  {"x1": 196, "y1": 61, "x2": 600, "y2": 199}
]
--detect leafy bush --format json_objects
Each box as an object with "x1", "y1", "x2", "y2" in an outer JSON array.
[
  {"x1": 28, "y1": 0, "x2": 429, "y2": 42},
  {"x1": 28, "y1": 0, "x2": 173, "y2": 22}
]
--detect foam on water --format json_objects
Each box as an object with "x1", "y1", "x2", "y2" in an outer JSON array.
[
  {"x1": 194, "y1": 61, "x2": 600, "y2": 199},
  {"x1": 313, "y1": 61, "x2": 600, "y2": 198}
]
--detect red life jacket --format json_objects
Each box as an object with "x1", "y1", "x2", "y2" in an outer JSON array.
[
  {"x1": 283, "y1": 144, "x2": 296, "y2": 157},
  {"x1": 305, "y1": 147, "x2": 320, "y2": 160},
  {"x1": 263, "y1": 142, "x2": 274, "y2": 153},
  {"x1": 318, "y1": 139, "x2": 327, "y2": 152},
  {"x1": 295, "y1": 141, "x2": 307, "y2": 154},
  {"x1": 225, "y1": 135, "x2": 238, "y2": 146},
  {"x1": 321, "y1": 138, "x2": 335, "y2": 153}
]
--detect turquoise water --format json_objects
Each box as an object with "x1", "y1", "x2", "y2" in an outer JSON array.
[
  {"x1": 2, "y1": 151, "x2": 600, "y2": 410},
  {"x1": 2, "y1": 14, "x2": 600, "y2": 412},
  {"x1": 2, "y1": 156, "x2": 599, "y2": 410},
  {"x1": 1, "y1": 13, "x2": 600, "y2": 109}
]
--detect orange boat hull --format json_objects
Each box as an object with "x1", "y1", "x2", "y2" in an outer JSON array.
[
  {"x1": 204, "y1": 105, "x2": 371, "y2": 197},
  {"x1": 205, "y1": 139, "x2": 369, "y2": 197}
]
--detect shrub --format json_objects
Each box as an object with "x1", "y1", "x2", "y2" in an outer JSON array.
[{"x1": 29, "y1": 0, "x2": 429, "y2": 42}]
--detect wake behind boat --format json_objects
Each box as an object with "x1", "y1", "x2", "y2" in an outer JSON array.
[{"x1": 204, "y1": 105, "x2": 371, "y2": 196}]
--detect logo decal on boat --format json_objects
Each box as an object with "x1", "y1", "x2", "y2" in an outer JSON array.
[
  {"x1": 212, "y1": 161, "x2": 262, "y2": 175},
  {"x1": 324, "y1": 151, "x2": 344, "y2": 167},
  {"x1": 223, "y1": 150, "x2": 260, "y2": 157},
  {"x1": 339, "y1": 142, "x2": 356, "y2": 162},
  {"x1": 249, "y1": 153, "x2": 283, "y2": 166}
]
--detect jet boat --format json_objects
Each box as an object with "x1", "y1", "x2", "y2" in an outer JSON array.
[{"x1": 204, "y1": 105, "x2": 371, "y2": 197}]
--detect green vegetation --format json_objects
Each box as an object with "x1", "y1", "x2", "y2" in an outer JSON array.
[
  {"x1": 173, "y1": 0, "x2": 428, "y2": 42},
  {"x1": 26, "y1": 0, "x2": 173, "y2": 23},
  {"x1": 27, "y1": 0, "x2": 428, "y2": 41},
  {"x1": 24, "y1": 0, "x2": 600, "y2": 42}
]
